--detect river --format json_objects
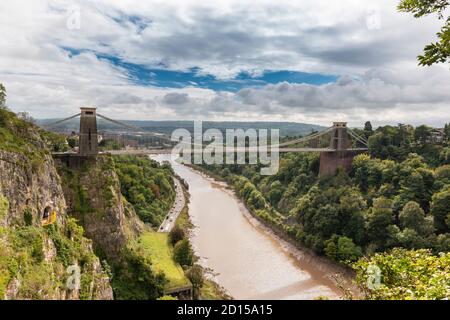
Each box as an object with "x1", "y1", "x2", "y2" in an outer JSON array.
[{"x1": 152, "y1": 154, "x2": 342, "y2": 300}]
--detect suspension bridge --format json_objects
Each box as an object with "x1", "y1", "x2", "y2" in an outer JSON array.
[{"x1": 46, "y1": 107, "x2": 368, "y2": 176}]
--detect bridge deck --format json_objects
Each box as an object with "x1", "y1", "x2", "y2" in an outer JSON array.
[{"x1": 53, "y1": 147, "x2": 368, "y2": 156}]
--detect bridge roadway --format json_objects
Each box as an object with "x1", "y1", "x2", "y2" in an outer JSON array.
[
  {"x1": 103, "y1": 147, "x2": 368, "y2": 155},
  {"x1": 52, "y1": 147, "x2": 368, "y2": 156}
]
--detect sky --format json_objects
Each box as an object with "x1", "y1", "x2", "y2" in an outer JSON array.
[{"x1": 0, "y1": 0, "x2": 449, "y2": 127}]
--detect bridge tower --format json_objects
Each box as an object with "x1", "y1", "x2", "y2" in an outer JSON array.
[
  {"x1": 79, "y1": 107, "x2": 98, "y2": 156},
  {"x1": 319, "y1": 122, "x2": 360, "y2": 176},
  {"x1": 329, "y1": 122, "x2": 351, "y2": 150}
]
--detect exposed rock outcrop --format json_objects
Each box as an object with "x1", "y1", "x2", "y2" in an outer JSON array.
[
  {"x1": 0, "y1": 151, "x2": 66, "y2": 227},
  {"x1": 54, "y1": 155, "x2": 143, "y2": 263},
  {"x1": 0, "y1": 109, "x2": 113, "y2": 300}
]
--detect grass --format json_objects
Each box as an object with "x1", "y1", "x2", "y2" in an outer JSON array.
[
  {"x1": 137, "y1": 231, "x2": 190, "y2": 291},
  {"x1": 200, "y1": 279, "x2": 232, "y2": 300},
  {"x1": 175, "y1": 203, "x2": 192, "y2": 230}
]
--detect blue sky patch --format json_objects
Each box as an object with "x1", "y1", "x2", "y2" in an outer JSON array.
[{"x1": 62, "y1": 47, "x2": 337, "y2": 91}]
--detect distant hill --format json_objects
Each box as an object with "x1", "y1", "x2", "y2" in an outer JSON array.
[{"x1": 36, "y1": 119, "x2": 325, "y2": 137}]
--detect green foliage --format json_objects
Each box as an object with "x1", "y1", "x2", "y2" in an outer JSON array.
[
  {"x1": 114, "y1": 155, "x2": 175, "y2": 227},
  {"x1": 39, "y1": 130, "x2": 69, "y2": 153},
  {"x1": 0, "y1": 83, "x2": 6, "y2": 108},
  {"x1": 0, "y1": 83, "x2": 5, "y2": 108},
  {"x1": 430, "y1": 186, "x2": 450, "y2": 233},
  {"x1": 136, "y1": 231, "x2": 189, "y2": 292},
  {"x1": 169, "y1": 224, "x2": 185, "y2": 246},
  {"x1": 367, "y1": 123, "x2": 447, "y2": 166},
  {"x1": 324, "y1": 235, "x2": 362, "y2": 263},
  {"x1": 99, "y1": 139, "x2": 122, "y2": 150},
  {"x1": 67, "y1": 136, "x2": 77, "y2": 148},
  {"x1": 186, "y1": 264, "x2": 204, "y2": 299},
  {"x1": 173, "y1": 239, "x2": 194, "y2": 267},
  {"x1": 354, "y1": 248, "x2": 450, "y2": 299},
  {"x1": 435, "y1": 164, "x2": 450, "y2": 184},
  {"x1": 0, "y1": 194, "x2": 8, "y2": 220},
  {"x1": 398, "y1": 0, "x2": 450, "y2": 66},
  {"x1": 294, "y1": 185, "x2": 366, "y2": 253},
  {"x1": 157, "y1": 295, "x2": 178, "y2": 300},
  {"x1": 0, "y1": 102, "x2": 68, "y2": 162},
  {"x1": 0, "y1": 107, "x2": 46, "y2": 160},
  {"x1": 368, "y1": 125, "x2": 413, "y2": 161},
  {"x1": 23, "y1": 207, "x2": 33, "y2": 226},
  {"x1": 365, "y1": 198, "x2": 395, "y2": 250},
  {"x1": 399, "y1": 201, "x2": 434, "y2": 236},
  {"x1": 112, "y1": 245, "x2": 166, "y2": 300},
  {"x1": 363, "y1": 121, "x2": 374, "y2": 139},
  {"x1": 414, "y1": 125, "x2": 432, "y2": 143},
  {"x1": 46, "y1": 219, "x2": 97, "y2": 268},
  {"x1": 0, "y1": 218, "x2": 105, "y2": 300}
]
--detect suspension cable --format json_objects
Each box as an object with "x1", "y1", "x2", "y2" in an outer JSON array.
[
  {"x1": 276, "y1": 126, "x2": 334, "y2": 147},
  {"x1": 96, "y1": 113, "x2": 141, "y2": 131},
  {"x1": 44, "y1": 113, "x2": 81, "y2": 127},
  {"x1": 347, "y1": 128, "x2": 369, "y2": 147}
]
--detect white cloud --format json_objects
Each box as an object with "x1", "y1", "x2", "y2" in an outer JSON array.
[{"x1": 0, "y1": 0, "x2": 449, "y2": 126}]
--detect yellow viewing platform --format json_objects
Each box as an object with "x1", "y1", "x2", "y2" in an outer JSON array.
[{"x1": 41, "y1": 210, "x2": 57, "y2": 226}]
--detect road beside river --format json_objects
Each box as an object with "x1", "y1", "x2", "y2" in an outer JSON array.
[{"x1": 158, "y1": 178, "x2": 185, "y2": 232}]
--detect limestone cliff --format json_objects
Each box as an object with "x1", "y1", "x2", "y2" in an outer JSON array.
[
  {"x1": 54, "y1": 155, "x2": 144, "y2": 263},
  {"x1": 0, "y1": 108, "x2": 113, "y2": 300},
  {"x1": 54, "y1": 156, "x2": 167, "y2": 300}
]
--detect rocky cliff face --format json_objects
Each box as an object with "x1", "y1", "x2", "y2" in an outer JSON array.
[
  {"x1": 0, "y1": 109, "x2": 113, "y2": 300},
  {"x1": 55, "y1": 155, "x2": 143, "y2": 263},
  {"x1": 0, "y1": 151, "x2": 66, "y2": 227}
]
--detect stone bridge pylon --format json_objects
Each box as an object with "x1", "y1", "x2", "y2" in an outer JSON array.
[{"x1": 319, "y1": 122, "x2": 366, "y2": 176}]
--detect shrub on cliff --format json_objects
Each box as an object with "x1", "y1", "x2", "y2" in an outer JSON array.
[
  {"x1": 173, "y1": 239, "x2": 194, "y2": 267},
  {"x1": 353, "y1": 248, "x2": 450, "y2": 300}
]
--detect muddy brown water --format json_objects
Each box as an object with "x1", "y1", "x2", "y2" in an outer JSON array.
[{"x1": 152, "y1": 155, "x2": 342, "y2": 300}]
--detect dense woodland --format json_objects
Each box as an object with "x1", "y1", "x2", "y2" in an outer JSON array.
[
  {"x1": 201, "y1": 122, "x2": 450, "y2": 299},
  {"x1": 114, "y1": 155, "x2": 176, "y2": 228}
]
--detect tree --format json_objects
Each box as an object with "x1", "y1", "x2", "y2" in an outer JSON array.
[
  {"x1": 439, "y1": 147, "x2": 450, "y2": 164},
  {"x1": 434, "y1": 164, "x2": 450, "y2": 188},
  {"x1": 0, "y1": 83, "x2": 6, "y2": 108},
  {"x1": 365, "y1": 198, "x2": 394, "y2": 249},
  {"x1": 399, "y1": 201, "x2": 434, "y2": 236},
  {"x1": 173, "y1": 239, "x2": 194, "y2": 267},
  {"x1": 414, "y1": 125, "x2": 432, "y2": 144},
  {"x1": 324, "y1": 235, "x2": 362, "y2": 263},
  {"x1": 186, "y1": 264, "x2": 204, "y2": 299},
  {"x1": 353, "y1": 248, "x2": 450, "y2": 300},
  {"x1": 169, "y1": 224, "x2": 185, "y2": 246},
  {"x1": 397, "y1": 228, "x2": 426, "y2": 248},
  {"x1": 67, "y1": 136, "x2": 77, "y2": 149},
  {"x1": 444, "y1": 123, "x2": 450, "y2": 141},
  {"x1": 363, "y1": 121, "x2": 374, "y2": 139},
  {"x1": 430, "y1": 186, "x2": 450, "y2": 232},
  {"x1": 398, "y1": 0, "x2": 450, "y2": 66},
  {"x1": 267, "y1": 180, "x2": 283, "y2": 207}
]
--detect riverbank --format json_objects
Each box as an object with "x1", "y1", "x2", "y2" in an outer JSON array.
[{"x1": 189, "y1": 164, "x2": 360, "y2": 299}]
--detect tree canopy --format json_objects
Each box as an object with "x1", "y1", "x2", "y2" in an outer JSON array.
[{"x1": 398, "y1": 0, "x2": 450, "y2": 66}]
